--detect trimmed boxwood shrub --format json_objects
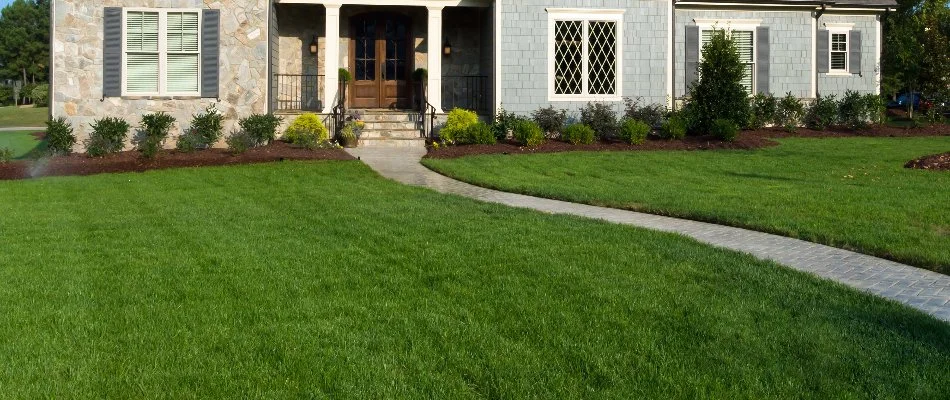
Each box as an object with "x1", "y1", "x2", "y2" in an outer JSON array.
[
  {"x1": 45, "y1": 117, "x2": 76, "y2": 155},
  {"x1": 775, "y1": 92, "x2": 805, "y2": 132},
  {"x1": 135, "y1": 112, "x2": 176, "y2": 159},
  {"x1": 748, "y1": 93, "x2": 777, "y2": 129},
  {"x1": 838, "y1": 90, "x2": 869, "y2": 130},
  {"x1": 623, "y1": 98, "x2": 666, "y2": 128},
  {"x1": 178, "y1": 105, "x2": 224, "y2": 152},
  {"x1": 460, "y1": 121, "x2": 496, "y2": 145},
  {"x1": 532, "y1": 106, "x2": 567, "y2": 138},
  {"x1": 619, "y1": 119, "x2": 650, "y2": 145},
  {"x1": 513, "y1": 120, "x2": 544, "y2": 147},
  {"x1": 805, "y1": 94, "x2": 838, "y2": 130},
  {"x1": 711, "y1": 118, "x2": 739, "y2": 141},
  {"x1": 580, "y1": 102, "x2": 619, "y2": 140},
  {"x1": 562, "y1": 123, "x2": 596, "y2": 145},
  {"x1": 240, "y1": 113, "x2": 283, "y2": 147},
  {"x1": 86, "y1": 117, "x2": 130, "y2": 157},
  {"x1": 285, "y1": 113, "x2": 329, "y2": 144},
  {"x1": 439, "y1": 108, "x2": 479, "y2": 144},
  {"x1": 660, "y1": 116, "x2": 687, "y2": 140}
]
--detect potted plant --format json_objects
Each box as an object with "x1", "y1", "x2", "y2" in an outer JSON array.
[{"x1": 339, "y1": 122, "x2": 358, "y2": 148}]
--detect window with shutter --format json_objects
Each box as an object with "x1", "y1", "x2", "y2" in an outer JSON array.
[
  {"x1": 830, "y1": 33, "x2": 848, "y2": 71},
  {"x1": 123, "y1": 9, "x2": 202, "y2": 96},
  {"x1": 548, "y1": 9, "x2": 623, "y2": 101},
  {"x1": 700, "y1": 29, "x2": 755, "y2": 94}
]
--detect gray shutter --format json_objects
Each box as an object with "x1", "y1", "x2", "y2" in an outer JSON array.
[
  {"x1": 817, "y1": 29, "x2": 829, "y2": 73},
  {"x1": 201, "y1": 9, "x2": 220, "y2": 98},
  {"x1": 849, "y1": 31, "x2": 862, "y2": 74},
  {"x1": 685, "y1": 25, "x2": 699, "y2": 89},
  {"x1": 755, "y1": 26, "x2": 770, "y2": 94},
  {"x1": 103, "y1": 7, "x2": 123, "y2": 98}
]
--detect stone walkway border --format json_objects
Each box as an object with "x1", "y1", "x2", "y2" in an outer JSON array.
[{"x1": 348, "y1": 147, "x2": 950, "y2": 323}]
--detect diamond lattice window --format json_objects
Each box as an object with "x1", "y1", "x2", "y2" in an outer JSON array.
[{"x1": 550, "y1": 12, "x2": 621, "y2": 99}]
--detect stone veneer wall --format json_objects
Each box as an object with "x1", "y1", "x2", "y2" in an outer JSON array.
[{"x1": 52, "y1": 0, "x2": 269, "y2": 151}]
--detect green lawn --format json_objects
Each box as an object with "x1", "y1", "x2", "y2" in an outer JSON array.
[
  {"x1": 0, "y1": 161, "x2": 948, "y2": 397},
  {"x1": 0, "y1": 130, "x2": 46, "y2": 158},
  {"x1": 0, "y1": 106, "x2": 48, "y2": 128},
  {"x1": 424, "y1": 137, "x2": 950, "y2": 272}
]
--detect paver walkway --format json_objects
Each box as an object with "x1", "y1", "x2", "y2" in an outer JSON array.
[{"x1": 348, "y1": 146, "x2": 950, "y2": 322}]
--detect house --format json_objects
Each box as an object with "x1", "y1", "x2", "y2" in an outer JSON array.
[{"x1": 50, "y1": 0, "x2": 896, "y2": 148}]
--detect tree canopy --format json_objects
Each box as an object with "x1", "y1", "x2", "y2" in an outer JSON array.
[
  {"x1": 0, "y1": 0, "x2": 50, "y2": 83},
  {"x1": 881, "y1": 0, "x2": 950, "y2": 101}
]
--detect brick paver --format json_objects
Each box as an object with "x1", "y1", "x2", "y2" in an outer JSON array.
[{"x1": 348, "y1": 147, "x2": 950, "y2": 322}]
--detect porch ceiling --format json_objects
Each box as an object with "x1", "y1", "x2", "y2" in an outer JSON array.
[{"x1": 276, "y1": 0, "x2": 492, "y2": 8}]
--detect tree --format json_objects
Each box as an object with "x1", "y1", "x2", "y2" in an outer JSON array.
[
  {"x1": 0, "y1": 0, "x2": 50, "y2": 84},
  {"x1": 881, "y1": 0, "x2": 950, "y2": 116},
  {"x1": 687, "y1": 29, "x2": 751, "y2": 134}
]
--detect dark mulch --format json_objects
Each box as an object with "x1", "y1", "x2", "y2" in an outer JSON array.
[
  {"x1": 906, "y1": 152, "x2": 950, "y2": 171},
  {"x1": 426, "y1": 124, "x2": 950, "y2": 159},
  {"x1": 0, "y1": 141, "x2": 354, "y2": 180}
]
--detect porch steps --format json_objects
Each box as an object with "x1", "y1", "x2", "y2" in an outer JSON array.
[{"x1": 355, "y1": 110, "x2": 426, "y2": 148}]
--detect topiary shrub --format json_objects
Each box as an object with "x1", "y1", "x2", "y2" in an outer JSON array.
[
  {"x1": 459, "y1": 121, "x2": 496, "y2": 145},
  {"x1": 178, "y1": 105, "x2": 224, "y2": 152},
  {"x1": 623, "y1": 98, "x2": 666, "y2": 128},
  {"x1": 513, "y1": 120, "x2": 544, "y2": 147},
  {"x1": 660, "y1": 116, "x2": 687, "y2": 140},
  {"x1": 775, "y1": 92, "x2": 805, "y2": 132},
  {"x1": 85, "y1": 117, "x2": 130, "y2": 157},
  {"x1": 338, "y1": 68, "x2": 352, "y2": 83},
  {"x1": 134, "y1": 112, "x2": 176, "y2": 159},
  {"x1": 562, "y1": 123, "x2": 596, "y2": 145},
  {"x1": 711, "y1": 118, "x2": 739, "y2": 141},
  {"x1": 285, "y1": 113, "x2": 329, "y2": 144},
  {"x1": 239, "y1": 113, "x2": 283, "y2": 147},
  {"x1": 45, "y1": 117, "x2": 75, "y2": 155},
  {"x1": 805, "y1": 94, "x2": 838, "y2": 130},
  {"x1": 580, "y1": 102, "x2": 619, "y2": 140},
  {"x1": 748, "y1": 93, "x2": 777, "y2": 129},
  {"x1": 619, "y1": 119, "x2": 650, "y2": 145},
  {"x1": 689, "y1": 29, "x2": 751, "y2": 133},
  {"x1": 439, "y1": 108, "x2": 479, "y2": 144},
  {"x1": 31, "y1": 84, "x2": 49, "y2": 107},
  {"x1": 531, "y1": 106, "x2": 567, "y2": 139},
  {"x1": 838, "y1": 90, "x2": 870, "y2": 130}
]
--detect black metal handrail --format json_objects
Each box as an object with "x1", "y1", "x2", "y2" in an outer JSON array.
[
  {"x1": 330, "y1": 82, "x2": 347, "y2": 138},
  {"x1": 418, "y1": 80, "x2": 437, "y2": 139},
  {"x1": 443, "y1": 75, "x2": 489, "y2": 114},
  {"x1": 275, "y1": 74, "x2": 323, "y2": 112}
]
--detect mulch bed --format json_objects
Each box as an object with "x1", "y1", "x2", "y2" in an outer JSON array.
[
  {"x1": 905, "y1": 152, "x2": 950, "y2": 171},
  {"x1": 0, "y1": 141, "x2": 354, "y2": 181},
  {"x1": 426, "y1": 124, "x2": 950, "y2": 159}
]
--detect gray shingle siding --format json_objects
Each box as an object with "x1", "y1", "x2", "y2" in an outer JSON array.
[{"x1": 817, "y1": 14, "x2": 878, "y2": 96}]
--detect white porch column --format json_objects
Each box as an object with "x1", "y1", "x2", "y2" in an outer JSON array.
[
  {"x1": 323, "y1": 3, "x2": 341, "y2": 113},
  {"x1": 427, "y1": 6, "x2": 444, "y2": 113}
]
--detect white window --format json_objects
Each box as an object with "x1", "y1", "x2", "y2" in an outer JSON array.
[
  {"x1": 698, "y1": 24, "x2": 757, "y2": 94},
  {"x1": 124, "y1": 9, "x2": 201, "y2": 96},
  {"x1": 547, "y1": 9, "x2": 624, "y2": 101},
  {"x1": 825, "y1": 23, "x2": 854, "y2": 74}
]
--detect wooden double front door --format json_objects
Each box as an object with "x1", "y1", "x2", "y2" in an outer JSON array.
[{"x1": 349, "y1": 14, "x2": 412, "y2": 109}]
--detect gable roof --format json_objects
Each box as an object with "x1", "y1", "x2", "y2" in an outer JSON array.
[{"x1": 675, "y1": 0, "x2": 898, "y2": 7}]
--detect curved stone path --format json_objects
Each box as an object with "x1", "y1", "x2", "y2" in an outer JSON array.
[{"x1": 347, "y1": 147, "x2": 950, "y2": 322}]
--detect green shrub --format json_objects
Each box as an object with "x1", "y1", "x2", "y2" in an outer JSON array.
[
  {"x1": 689, "y1": 29, "x2": 752, "y2": 133},
  {"x1": 412, "y1": 68, "x2": 428, "y2": 82},
  {"x1": 580, "y1": 102, "x2": 619, "y2": 140},
  {"x1": 660, "y1": 116, "x2": 687, "y2": 140},
  {"x1": 459, "y1": 122, "x2": 496, "y2": 145},
  {"x1": 624, "y1": 98, "x2": 666, "y2": 128},
  {"x1": 0, "y1": 147, "x2": 12, "y2": 163},
  {"x1": 531, "y1": 106, "x2": 567, "y2": 138},
  {"x1": 31, "y1": 83, "x2": 49, "y2": 107},
  {"x1": 748, "y1": 93, "x2": 777, "y2": 129},
  {"x1": 45, "y1": 117, "x2": 75, "y2": 155},
  {"x1": 491, "y1": 107, "x2": 524, "y2": 141},
  {"x1": 775, "y1": 92, "x2": 805, "y2": 132},
  {"x1": 711, "y1": 118, "x2": 739, "y2": 141},
  {"x1": 179, "y1": 105, "x2": 224, "y2": 151},
  {"x1": 239, "y1": 113, "x2": 283, "y2": 147},
  {"x1": 439, "y1": 108, "x2": 479, "y2": 144},
  {"x1": 0, "y1": 86, "x2": 12, "y2": 106},
  {"x1": 619, "y1": 119, "x2": 650, "y2": 145},
  {"x1": 805, "y1": 94, "x2": 838, "y2": 130},
  {"x1": 562, "y1": 123, "x2": 596, "y2": 145},
  {"x1": 134, "y1": 112, "x2": 176, "y2": 159},
  {"x1": 284, "y1": 113, "x2": 328, "y2": 143},
  {"x1": 838, "y1": 90, "x2": 870, "y2": 130},
  {"x1": 513, "y1": 120, "x2": 544, "y2": 147},
  {"x1": 863, "y1": 94, "x2": 887, "y2": 125},
  {"x1": 338, "y1": 122, "x2": 358, "y2": 147},
  {"x1": 225, "y1": 131, "x2": 255, "y2": 154},
  {"x1": 339, "y1": 68, "x2": 352, "y2": 83},
  {"x1": 86, "y1": 117, "x2": 130, "y2": 157}
]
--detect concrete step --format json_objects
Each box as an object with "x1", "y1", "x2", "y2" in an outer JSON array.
[
  {"x1": 358, "y1": 137, "x2": 427, "y2": 148},
  {"x1": 360, "y1": 129, "x2": 422, "y2": 140},
  {"x1": 362, "y1": 121, "x2": 420, "y2": 131},
  {"x1": 356, "y1": 111, "x2": 418, "y2": 123}
]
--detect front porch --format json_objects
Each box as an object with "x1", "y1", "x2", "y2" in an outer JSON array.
[{"x1": 270, "y1": 0, "x2": 494, "y2": 116}]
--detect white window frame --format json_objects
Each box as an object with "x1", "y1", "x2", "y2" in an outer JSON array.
[
  {"x1": 825, "y1": 23, "x2": 854, "y2": 76},
  {"x1": 546, "y1": 8, "x2": 624, "y2": 102},
  {"x1": 122, "y1": 8, "x2": 202, "y2": 97},
  {"x1": 694, "y1": 19, "x2": 760, "y2": 95}
]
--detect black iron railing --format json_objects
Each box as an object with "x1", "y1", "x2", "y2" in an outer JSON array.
[
  {"x1": 442, "y1": 75, "x2": 489, "y2": 114},
  {"x1": 276, "y1": 74, "x2": 323, "y2": 112}
]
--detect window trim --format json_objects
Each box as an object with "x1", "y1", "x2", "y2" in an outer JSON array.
[
  {"x1": 694, "y1": 19, "x2": 760, "y2": 95},
  {"x1": 121, "y1": 7, "x2": 203, "y2": 97},
  {"x1": 546, "y1": 9, "x2": 624, "y2": 102},
  {"x1": 825, "y1": 23, "x2": 854, "y2": 75}
]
